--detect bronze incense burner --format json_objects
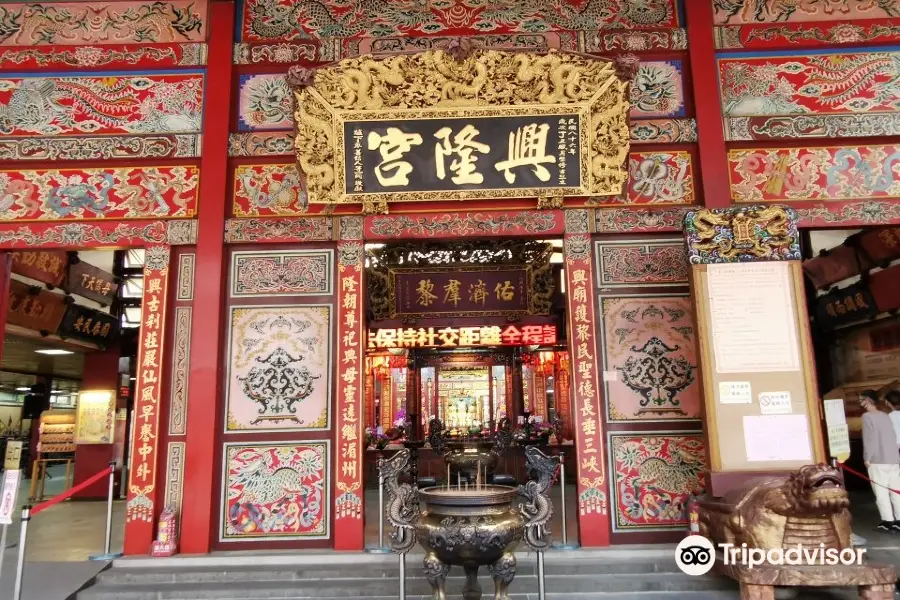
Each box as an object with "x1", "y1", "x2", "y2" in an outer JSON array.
[{"x1": 383, "y1": 445, "x2": 556, "y2": 600}]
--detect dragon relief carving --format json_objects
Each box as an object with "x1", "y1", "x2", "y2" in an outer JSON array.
[
  {"x1": 518, "y1": 445, "x2": 557, "y2": 551},
  {"x1": 381, "y1": 448, "x2": 418, "y2": 554},
  {"x1": 291, "y1": 48, "x2": 630, "y2": 209},
  {"x1": 685, "y1": 205, "x2": 800, "y2": 263}
]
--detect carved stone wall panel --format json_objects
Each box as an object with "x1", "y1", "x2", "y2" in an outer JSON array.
[
  {"x1": 609, "y1": 432, "x2": 706, "y2": 532},
  {"x1": 164, "y1": 441, "x2": 186, "y2": 531},
  {"x1": 595, "y1": 238, "x2": 689, "y2": 288},
  {"x1": 168, "y1": 307, "x2": 192, "y2": 436},
  {"x1": 177, "y1": 253, "x2": 195, "y2": 301},
  {"x1": 225, "y1": 305, "x2": 332, "y2": 433},
  {"x1": 230, "y1": 250, "x2": 334, "y2": 297},
  {"x1": 220, "y1": 441, "x2": 330, "y2": 542},
  {"x1": 599, "y1": 295, "x2": 701, "y2": 423}
]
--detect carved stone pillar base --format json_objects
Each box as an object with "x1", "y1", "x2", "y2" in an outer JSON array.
[
  {"x1": 740, "y1": 584, "x2": 775, "y2": 600},
  {"x1": 859, "y1": 584, "x2": 895, "y2": 600}
]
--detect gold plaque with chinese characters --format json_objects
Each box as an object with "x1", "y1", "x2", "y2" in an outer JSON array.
[{"x1": 292, "y1": 49, "x2": 630, "y2": 213}]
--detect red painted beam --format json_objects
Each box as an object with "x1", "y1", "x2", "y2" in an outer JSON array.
[
  {"x1": 684, "y1": 0, "x2": 731, "y2": 209},
  {"x1": 178, "y1": 0, "x2": 234, "y2": 555}
]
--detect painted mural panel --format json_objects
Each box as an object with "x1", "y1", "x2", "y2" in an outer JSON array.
[
  {"x1": 600, "y1": 296, "x2": 701, "y2": 422},
  {"x1": 621, "y1": 151, "x2": 695, "y2": 205},
  {"x1": 231, "y1": 250, "x2": 334, "y2": 297},
  {"x1": 0, "y1": 44, "x2": 207, "y2": 70},
  {"x1": 0, "y1": 1, "x2": 208, "y2": 46},
  {"x1": 712, "y1": 0, "x2": 900, "y2": 24},
  {"x1": 239, "y1": 0, "x2": 680, "y2": 42},
  {"x1": 728, "y1": 145, "x2": 900, "y2": 203},
  {"x1": 725, "y1": 114, "x2": 900, "y2": 141},
  {"x1": 631, "y1": 60, "x2": 685, "y2": 119},
  {"x1": 238, "y1": 74, "x2": 292, "y2": 131},
  {"x1": 0, "y1": 73, "x2": 203, "y2": 137},
  {"x1": 225, "y1": 305, "x2": 332, "y2": 433},
  {"x1": 595, "y1": 239, "x2": 689, "y2": 288},
  {"x1": 610, "y1": 433, "x2": 706, "y2": 531},
  {"x1": 715, "y1": 20, "x2": 900, "y2": 50},
  {"x1": 719, "y1": 51, "x2": 900, "y2": 118},
  {"x1": 0, "y1": 166, "x2": 199, "y2": 221},
  {"x1": 233, "y1": 164, "x2": 304, "y2": 217},
  {"x1": 221, "y1": 441, "x2": 330, "y2": 542},
  {"x1": 237, "y1": 63, "x2": 684, "y2": 132}
]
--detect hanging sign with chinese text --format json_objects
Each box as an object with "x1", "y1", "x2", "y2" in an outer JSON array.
[
  {"x1": 368, "y1": 324, "x2": 557, "y2": 349},
  {"x1": 65, "y1": 260, "x2": 118, "y2": 306},
  {"x1": 345, "y1": 114, "x2": 581, "y2": 197},
  {"x1": 291, "y1": 49, "x2": 630, "y2": 213},
  {"x1": 56, "y1": 304, "x2": 119, "y2": 345},
  {"x1": 391, "y1": 266, "x2": 534, "y2": 318},
  {"x1": 10, "y1": 251, "x2": 68, "y2": 287},
  {"x1": 814, "y1": 282, "x2": 878, "y2": 329},
  {"x1": 7, "y1": 280, "x2": 67, "y2": 333}
]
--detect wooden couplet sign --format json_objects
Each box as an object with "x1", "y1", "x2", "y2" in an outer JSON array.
[
  {"x1": 7, "y1": 279, "x2": 68, "y2": 333},
  {"x1": 683, "y1": 206, "x2": 825, "y2": 496}
]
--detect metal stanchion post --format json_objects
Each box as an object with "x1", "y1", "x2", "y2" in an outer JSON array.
[
  {"x1": 398, "y1": 552, "x2": 406, "y2": 600},
  {"x1": 90, "y1": 463, "x2": 122, "y2": 561},
  {"x1": 366, "y1": 457, "x2": 389, "y2": 554},
  {"x1": 552, "y1": 451, "x2": 577, "y2": 550},
  {"x1": 13, "y1": 507, "x2": 30, "y2": 600},
  {"x1": 0, "y1": 522, "x2": 8, "y2": 581},
  {"x1": 536, "y1": 550, "x2": 546, "y2": 600}
]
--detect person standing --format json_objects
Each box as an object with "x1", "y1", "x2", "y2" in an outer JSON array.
[
  {"x1": 860, "y1": 390, "x2": 900, "y2": 532},
  {"x1": 884, "y1": 390, "x2": 900, "y2": 448}
]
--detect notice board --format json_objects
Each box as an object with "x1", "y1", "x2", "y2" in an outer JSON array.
[{"x1": 691, "y1": 260, "x2": 825, "y2": 473}]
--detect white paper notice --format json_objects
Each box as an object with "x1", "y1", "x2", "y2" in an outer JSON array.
[
  {"x1": 602, "y1": 371, "x2": 618, "y2": 382},
  {"x1": 719, "y1": 381, "x2": 752, "y2": 404},
  {"x1": 827, "y1": 424, "x2": 851, "y2": 459},
  {"x1": 0, "y1": 469, "x2": 21, "y2": 525},
  {"x1": 706, "y1": 263, "x2": 800, "y2": 373},
  {"x1": 823, "y1": 399, "x2": 847, "y2": 426},
  {"x1": 743, "y1": 415, "x2": 813, "y2": 462},
  {"x1": 759, "y1": 391, "x2": 792, "y2": 415}
]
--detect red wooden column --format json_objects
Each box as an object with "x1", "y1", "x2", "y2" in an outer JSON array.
[
  {"x1": 124, "y1": 246, "x2": 172, "y2": 554},
  {"x1": 178, "y1": 0, "x2": 234, "y2": 555},
  {"x1": 334, "y1": 217, "x2": 366, "y2": 550},
  {"x1": 563, "y1": 211, "x2": 610, "y2": 547},
  {"x1": 685, "y1": 0, "x2": 731, "y2": 209}
]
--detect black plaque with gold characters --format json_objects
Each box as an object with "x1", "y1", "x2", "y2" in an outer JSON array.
[
  {"x1": 65, "y1": 259, "x2": 119, "y2": 306},
  {"x1": 814, "y1": 282, "x2": 878, "y2": 329},
  {"x1": 56, "y1": 304, "x2": 119, "y2": 345},
  {"x1": 344, "y1": 114, "x2": 580, "y2": 195}
]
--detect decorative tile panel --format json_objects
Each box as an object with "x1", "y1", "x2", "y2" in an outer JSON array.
[
  {"x1": 713, "y1": 0, "x2": 900, "y2": 24},
  {"x1": 168, "y1": 307, "x2": 191, "y2": 436},
  {"x1": 0, "y1": 44, "x2": 207, "y2": 70},
  {"x1": 364, "y1": 211, "x2": 564, "y2": 239},
  {"x1": 609, "y1": 433, "x2": 706, "y2": 531},
  {"x1": 0, "y1": 166, "x2": 199, "y2": 221},
  {"x1": 0, "y1": 73, "x2": 203, "y2": 136},
  {"x1": 595, "y1": 239, "x2": 689, "y2": 288},
  {"x1": 0, "y1": 1, "x2": 208, "y2": 46},
  {"x1": 585, "y1": 28, "x2": 687, "y2": 52},
  {"x1": 233, "y1": 165, "x2": 303, "y2": 217},
  {"x1": 225, "y1": 305, "x2": 332, "y2": 433},
  {"x1": 0, "y1": 134, "x2": 201, "y2": 161},
  {"x1": 715, "y1": 20, "x2": 900, "y2": 50},
  {"x1": 343, "y1": 32, "x2": 572, "y2": 57},
  {"x1": 595, "y1": 208, "x2": 688, "y2": 233},
  {"x1": 224, "y1": 218, "x2": 333, "y2": 244},
  {"x1": 599, "y1": 296, "x2": 701, "y2": 422},
  {"x1": 230, "y1": 250, "x2": 333, "y2": 297},
  {"x1": 619, "y1": 152, "x2": 695, "y2": 205},
  {"x1": 719, "y1": 51, "x2": 900, "y2": 118},
  {"x1": 728, "y1": 145, "x2": 900, "y2": 203},
  {"x1": 220, "y1": 441, "x2": 330, "y2": 542},
  {"x1": 239, "y1": 1, "x2": 679, "y2": 42}
]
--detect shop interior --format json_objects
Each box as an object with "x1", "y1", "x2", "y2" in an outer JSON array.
[
  {"x1": 0, "y1": 249, "x2": 143, "y2": 560},
  {"x1": 802, "y1": 226, "x2": 900, "y2": 492}
]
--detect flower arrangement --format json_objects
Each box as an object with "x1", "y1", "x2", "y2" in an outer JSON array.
[{"x1": 365, "y1": 426, "x2": 392, "y2": 450}]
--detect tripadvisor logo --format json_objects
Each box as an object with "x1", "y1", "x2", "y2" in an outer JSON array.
[{"x1": 675, "y1": 535, "x2": 866, "y2": 576}]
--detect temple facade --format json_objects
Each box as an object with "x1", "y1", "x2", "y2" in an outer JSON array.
[{"x1": 0, "y1": 0, "x2": 898, "y2": 556}]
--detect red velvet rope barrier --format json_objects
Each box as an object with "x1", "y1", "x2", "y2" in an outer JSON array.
[
  {"x1": 838, "y1": 462, "x2": 900, "y2": 495},
  {"x1": 31, "y1": 465, "x2": 113, "y2": 516}
]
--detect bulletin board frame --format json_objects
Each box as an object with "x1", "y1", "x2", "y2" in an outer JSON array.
[{"x1": 690, "y1": 260, "x2": 825, "y2": 478}]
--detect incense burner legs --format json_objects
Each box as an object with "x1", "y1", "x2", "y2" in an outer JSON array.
[
  {"x1": 423, "y1": 552, "x2": 449, "y2": 600},
  {"x1": 489, "y1": 552, "x2": 516, "y2": 600}
]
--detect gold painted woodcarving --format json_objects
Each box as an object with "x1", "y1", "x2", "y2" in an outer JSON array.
[{"x1": 290, "y1": 48, "x2": 631, "y2": 213}]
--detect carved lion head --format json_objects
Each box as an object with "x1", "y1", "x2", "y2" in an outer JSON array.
[{"x1": 788, "y1": 464, "x2": 850, "y2": 513}]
